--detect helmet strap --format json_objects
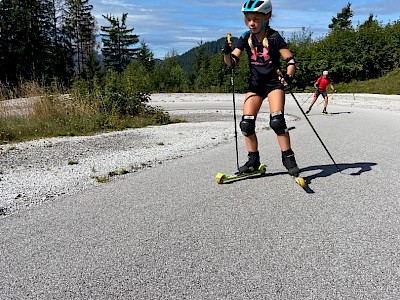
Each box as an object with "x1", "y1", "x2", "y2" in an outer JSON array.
[{"x1": 255, "y1": 19, "x2": 269, "y2": 34}]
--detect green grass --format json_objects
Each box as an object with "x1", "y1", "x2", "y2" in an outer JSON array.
[
  {"x1": 0, "y1": 93, "x2": 183, "y2": 144},
  {"x1": 336, "y1": 68, "x2": 400, "y2": 94}
]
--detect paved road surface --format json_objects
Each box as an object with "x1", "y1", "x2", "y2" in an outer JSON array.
[{"x1": 1, "y1": 95, "x2": 399, "y2": 299}]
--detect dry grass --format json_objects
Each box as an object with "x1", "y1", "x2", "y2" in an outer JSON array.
[
  {"x1": 0, "y1": 82, "x2": 175, "y2": 144},
  {"x1": 0, "y1": 81, "x2": 48, "y2": 101}
]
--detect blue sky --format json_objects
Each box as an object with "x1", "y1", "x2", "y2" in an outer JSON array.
[{"x1": 90, "y1": 0, "x2": 400, "y2": 59}]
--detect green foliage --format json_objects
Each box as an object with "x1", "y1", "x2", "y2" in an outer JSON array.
[
  {"x1": 288, "y1": 13, "x2": 400, "y2": 89},
  {"x1": 193, "y1": 45, "x2": 213, "y2": 91},
  {"x1": 101, "y1": 13, "x2": 140, "y2": 72},
  {"x1": 64, "y1": 0, "x2": 96, "y2": 76},
  {"x1": 151, "y1": 51, "x2": 190, "y2": 92},
  {"x1": 336, "y1": 68, "x2": 400, "y2": 94},
  {"x1": 0, "y1": 0, "x2": 93, "y2": 85},
  {"x1": 137, "y1": 42, "x2": 155, "y2": 72},
  {"x1": 95, "y1": 68, "x2": 150, "y2": 118},
  {"x1": 329, "y1": 2, "x2": 353, "y2": 31}
]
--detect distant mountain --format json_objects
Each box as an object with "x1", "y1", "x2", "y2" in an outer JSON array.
[{"x1": 177, "y1": 36, "x2": 239, "y2": 73}]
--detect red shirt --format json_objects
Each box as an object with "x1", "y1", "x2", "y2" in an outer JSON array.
[{"x1": 315, "y1": 76, "x2": 331, "y2": 92}]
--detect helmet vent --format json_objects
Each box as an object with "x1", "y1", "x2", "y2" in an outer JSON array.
[
  {"x1": 244, "y1": 1, "x2": 254, "y2": 9},
  {"x1": 254, "y1": 1, "x2": 263, "y2": 8}
]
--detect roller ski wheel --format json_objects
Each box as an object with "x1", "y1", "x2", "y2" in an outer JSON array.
[
  {"x1": 322, "y1": 111, "x2": 333, "y2": 116},
  {"x1": 216, "y1": 164, "x2": 266, "y2": 184},
  {"x1": 292, "y1": 176, "x2": 307, "y2": 189}
]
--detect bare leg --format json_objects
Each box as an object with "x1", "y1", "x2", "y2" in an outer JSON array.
[
  {"x1": 267, "y1": 89, "x2": 291, "y2": 151},
  {"x1": 323, "y1": 96, "x2": 329, "y2": 111},
  {"x1": 268, "y1": 89, "x2": 300, "y2": 176},
  {"x1": 307, "y1": 92, "x2": 318, "y2": 112},
  {"x1": 242, "y1": 92, "x2": 263, "y2": 152}
]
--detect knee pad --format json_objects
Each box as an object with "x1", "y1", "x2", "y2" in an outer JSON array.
[
  {"x1": 269, "y1": 111, "x2": 287, "y2": 134},
  {"x1": 240, "y1": 115, "x2": 256, "y2": 136}
]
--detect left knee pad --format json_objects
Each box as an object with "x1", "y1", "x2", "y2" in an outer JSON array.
[{"x1": 269, "y1": 111, "x2": 288, "y2": 134}]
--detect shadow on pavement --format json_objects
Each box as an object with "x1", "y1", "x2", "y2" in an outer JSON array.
[
  {"x1": 300, "y1": 162, "x2": 377, "y2": 193},
  {"x1": 329, "y1": 111, "x2": 353, "y2": 115},
  {"x1": 217, "y1": 162, "x2": 376, "y2": 194},
  {"x1": 262, "y1": 162, "x2": 377, "y2": 194}
]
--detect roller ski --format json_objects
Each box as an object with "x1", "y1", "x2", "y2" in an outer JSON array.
[
  {"x1": 216, "y1": 151, "x2": 266, "y2": 184},
  {"x1": 322, "y1": 110, "x2": 333, "y2": 116},
  {"x1": 216, "y1": 164, "x2": 266, "y2": 184},
  {"x1": 282, "y1": 149, "x2": 306, "y2": 189}
]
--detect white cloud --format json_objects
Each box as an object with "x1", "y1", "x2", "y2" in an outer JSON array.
[{"x1": 91, "y1": 0, "x2": 400, "y2": 59}]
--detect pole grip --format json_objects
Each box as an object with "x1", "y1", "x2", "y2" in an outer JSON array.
[{"x1": 227, "y1": 33, "x2": 232, "y2": 43}]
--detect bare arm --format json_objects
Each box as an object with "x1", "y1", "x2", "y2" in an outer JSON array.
[
  {"x1": 224, "y1": 48, "x2": 242, "y2": 68},
  {"x1": 279, "y1": 48, "x2": 296, "y2": 85},
  {"x1": 280, "y1": 48, "x2": 296, "y2": 76}
]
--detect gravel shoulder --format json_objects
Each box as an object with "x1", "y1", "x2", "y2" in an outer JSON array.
[{"x1": 1, "y1": 93, "x2": 399, "y2": 217}]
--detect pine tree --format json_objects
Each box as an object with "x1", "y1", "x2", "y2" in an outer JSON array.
[
  {"x1": 137, "y1": 42, "x2": 155, "y2": 72},
  {"x1": 63, "y1": 0, "x2": 97, "y2": 75},
  {"x1": 329, "y1": 2, "x2": 354, "y2": 31},
  {"x1": 43, "y1": 0, "x2": 74, "y2": 85},
  {"x1": 100, "y1": 13, "x2": 139, "y2": 72},
  {"x1": 0, "y1": 0, "x2": 73, "y2": 86},
  {"x1": 0, "y1": 0, "x2": 15, "y2": 84}
]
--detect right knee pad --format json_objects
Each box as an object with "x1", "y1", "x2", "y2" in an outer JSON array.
[{"x1": 240, "y1": 115, "x2": 256, "y2": 136}]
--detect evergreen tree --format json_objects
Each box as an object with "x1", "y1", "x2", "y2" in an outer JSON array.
[
  {"x1": 329, "y1": 2, "x2": 354, "y2": 31},
  {"x1": 100, "y1": 13, "x2": 139, "y2": 72},
  {"x1": 137, "y1": 42, "x2": 155, "y2": 72},
  {"x1": 63, "y1": 0, "x2": 97, "y2": 75},
  {"x1": 45, "y1": 0, "x2": 74, "y2": 86},
  {"x1": 0, "y1": 0, "x2": 45, "y2": 84},
  {"x1": 193, "y1": 43, "x2": 212, "y2": 91},
  {"x1": 0, "y1": 0, "x2": 73, "y2": 86},
  {"x1": 0, "y1": 0, "x2": 15, "y2": 83}
]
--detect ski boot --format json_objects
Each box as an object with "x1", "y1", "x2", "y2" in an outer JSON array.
[
  {"x1": 282, "y1": 149, "x2": 306, "y2": 188},
  {"x1": 238, "y1": 151, "x2": 260, "y2": 174},
  {"x1": 305, "y1": 108, "x2": 311, "y2": 114},
  {"x1": 282, "y1": 149, "x2": 300, "y2": 177}
]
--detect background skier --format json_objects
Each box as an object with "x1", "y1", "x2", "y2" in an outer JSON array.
[{"x1": 306, "y1": 71, "x2": 337, "y2": 114}]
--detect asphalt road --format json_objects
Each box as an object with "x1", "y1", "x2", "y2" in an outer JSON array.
[{"x1": 1, "y1": 97, "x2": 400, "y2": 299}]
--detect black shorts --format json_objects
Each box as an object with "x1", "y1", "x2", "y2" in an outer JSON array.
[
  {"x1": 246, "y1": 78, "x2": 284, "y2": 100},
  {"x1": 315, "y1": 90, "x2": 328, "y2": 98}
]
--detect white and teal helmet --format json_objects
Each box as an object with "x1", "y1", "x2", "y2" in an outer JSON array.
[{"x1": 242, "y1": 0, "x2": 272, "y2": 14}]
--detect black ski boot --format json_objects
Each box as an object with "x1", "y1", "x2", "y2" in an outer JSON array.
[
  {"x1": 282, "y1": 149, "x2": 300, "y2": 177},
  {"x1": 238, "y1": 151, "x2": 260, "y2": 174}
]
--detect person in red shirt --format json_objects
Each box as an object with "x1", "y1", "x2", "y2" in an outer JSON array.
[{"x1": 306, "y1": 71, "x2": 337, "y2": 114}]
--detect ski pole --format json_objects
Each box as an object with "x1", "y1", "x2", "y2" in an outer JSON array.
[
  {"x1": 226, "y1": 33, "x2": 240, "y2": 172},
  {"x1": 289, "y1": 90, "x2": 341, "y2": 172},
  {"x1": 276, "y1": 70, "x2": 340, "y2": 171},
  {"x1": 301, "y1": 92, "x2": 314, "y2": 107}
]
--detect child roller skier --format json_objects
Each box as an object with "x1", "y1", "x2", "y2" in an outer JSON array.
[{"x1": 222, "y1": 0, "x2": 300, "y2": 177}]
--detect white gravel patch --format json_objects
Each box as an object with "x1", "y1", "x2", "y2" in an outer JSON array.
[
  {"x1": 1, "y1": 93, "x2": 399, "y2": 216},
  {"x1": 0, "y1": 122, "x2": 234, "y2": 215}
]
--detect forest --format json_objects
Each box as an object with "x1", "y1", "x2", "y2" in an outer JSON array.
[{"x1": 0, "y1": 1, "x2": 399, "y2": 142}]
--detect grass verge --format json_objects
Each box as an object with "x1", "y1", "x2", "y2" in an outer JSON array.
[{"x1": 0, "y1": 92, "x2": 182, "y2": 144}]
